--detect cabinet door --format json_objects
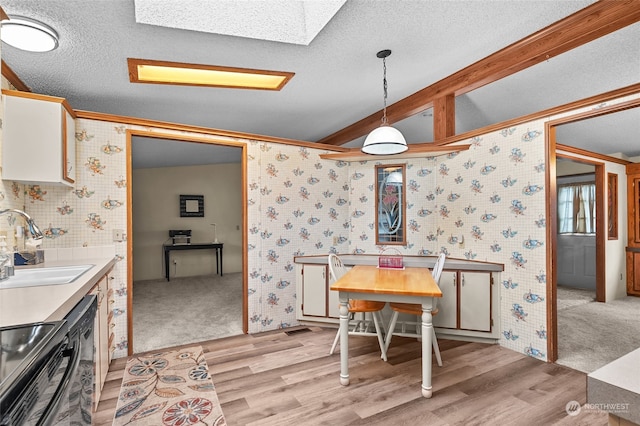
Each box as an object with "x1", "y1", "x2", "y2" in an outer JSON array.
[
  {"x1": 90, "y1": 285, "x2": 101, "y2": 411},
  {"x1": 99, "y1": 276, "x2": 110, "y2": 386},
  {"x1": 460, "y1": 272, "x2": 492, "y2": 332},
  {"x1": 2, "y1": 92, "x2": 75, "y2": 186},
  {"x1": 433, "y1": 271, "x2": 457, "y2": 329},
  {"x1": 628, "y1": 251, "x2": 640, "y2": 296},
  {"x1": 107, "y1": 272, "x2": 115, "y2": 363},
  {"x1": 63, "y1": 108, "x2": 76, "y2": 183},
  {"x1": 92, "y1": 274, "x2": 110, "y2": 411},
  {"x1": 327, "y1": 265, "x2": 350, "y2": 318},
  {"x1": 302, "y1": 264, "x2": 327, "y2": 317},
  {"x1": 631, "y1": 176, "x2": 640, "y2": 244}
]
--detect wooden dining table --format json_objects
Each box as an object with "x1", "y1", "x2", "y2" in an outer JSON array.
[{"x1": 330, "y1": 264, "x2": 442, "y2": 398}]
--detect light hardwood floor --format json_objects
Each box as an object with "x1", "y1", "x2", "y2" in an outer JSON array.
[{"x1": 95, "y1": 326, "x2": 607, "y2": 425}]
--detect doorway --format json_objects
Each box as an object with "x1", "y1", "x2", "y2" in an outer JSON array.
[
  {"x1": 553, "y1": 156, "x2": 603, "y2": 371},
  {"x1": 545, "y1": 99, "x2": 640, "y2": 365},
  {"x1": 555, "y1": 157, "x2": 601, "y2": 301},
  {"x1": 126, "y1": 130, "x2": 247, "y2": 354}
]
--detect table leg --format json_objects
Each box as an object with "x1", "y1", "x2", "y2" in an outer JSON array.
[
  {"x1": 164, "y1": 248, "x2": 170, "y2": 282},
  {"x1": 421, "y1": 301, "x2": 433, "y2": 398},
  {"x1": 215, "y1": 249, "x2": 219, "y2": 275},
  {"x1": 339, "y1": 294, "x2": 350, "y2": 386},
  {"x1": 220, "y1": 247, "x2": 223, "y2": 276}
]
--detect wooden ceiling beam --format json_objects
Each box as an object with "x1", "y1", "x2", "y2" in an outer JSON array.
[
  {"x1": 433, "y1": 94, "x2": 455, "y2": 140},
  {"x1": 318, "y1": 0, "x2": 640, "y2": 146}
]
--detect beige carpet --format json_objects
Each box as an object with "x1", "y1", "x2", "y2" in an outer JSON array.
[
  {"x1": 132, "y1": 273, "x2": 243, "y2": 354},
  {"x1": 556, "y1": 287, "x2": 640, "y2": 373},
  {"x1": 113, "y1": 345, "x2": 226, "y2": 425},
  {"x1": 556, "y1": 285, "x2": 595, "y2": 310}
]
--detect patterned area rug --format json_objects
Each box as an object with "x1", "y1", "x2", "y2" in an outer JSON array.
[{"x1": 113, "y1": 346, "x2": 226, "y2": 426}]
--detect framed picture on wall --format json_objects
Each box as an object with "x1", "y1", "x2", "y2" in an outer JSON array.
[
  {"x1": 607, "y1": 173, "x2": 618, "y2": 240},
  {"x1": 180, "y1": 194, "x2": 204, "y2": 217}
]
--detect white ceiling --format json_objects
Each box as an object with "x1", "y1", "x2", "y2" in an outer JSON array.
[{"x1": 1, "y1": 0, "x2": 639, "y2": 169}]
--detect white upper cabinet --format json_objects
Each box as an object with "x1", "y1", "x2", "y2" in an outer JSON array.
[{"x1": 2, "y1": 90, "x2": 76, "y2": 186}]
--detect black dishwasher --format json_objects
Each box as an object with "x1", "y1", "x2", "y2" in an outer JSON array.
[{"x1": 0, "y1": 295, "x2": 96, "y2": 425}]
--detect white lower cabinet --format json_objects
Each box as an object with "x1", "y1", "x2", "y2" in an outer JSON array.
[
  {"x1": 296, "y1": 263, "x2": 341, "y2": 323},
  {"x1": 434, "y1": 271, "x2": 457, "y2": 328},
  {"x1": 433, "y1": 270, "x2": 495, "y2": 335},
  {"x1": 91, "y1": 268, "x2": 114, "y2": 411},
  {"x1": 301, "y1": 264, "x2": 327, "y2": 317},
  {"x1": 460, "y1": 272, "x2": 492, "y2": 332},
  {"x1": 295, "y1": 259, "x2": 500, "y2": 341}
]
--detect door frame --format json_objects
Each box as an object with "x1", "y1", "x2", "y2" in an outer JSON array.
[
  {"x1": 125, "y1": 129, "x2": 248, "y2": 355},
  {"x1": 544, "y1": 99, "x2": 640, "y2": 362}
]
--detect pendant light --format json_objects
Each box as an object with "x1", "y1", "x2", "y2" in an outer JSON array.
[{"x1": 362, "y1": 49, "x2": 408, "y2": 155}]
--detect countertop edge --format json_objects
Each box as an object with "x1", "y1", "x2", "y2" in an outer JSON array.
[
  {"x1": 0, "y1": 257, "x2": 117, "y2": 327},
  {"x1": 45, "y1": 259, "x2": 117, "y2": 323},
  {"x1": 294, "y1": 254, "x2": 504, "y2": 272}
]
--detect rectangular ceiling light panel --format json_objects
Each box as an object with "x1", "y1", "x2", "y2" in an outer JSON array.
[{"x1": 128, "y1": 58, "x2": 294, "y2": 91}]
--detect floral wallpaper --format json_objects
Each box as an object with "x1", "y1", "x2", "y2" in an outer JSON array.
[
  {"x1": 0, "y1": 89, "x2": 636, "y2": 361},
  {"x1": 9, "y1": 119, "x2": 130, "y2": 358},
  {"x1": 343, "y1": 122, "x2": 547, "y2": 358},
  {"x1": 246, "y1": 143, "x2": 350, "y2": 330},
  {"x1": 434, "y1": 122, "x2": 549, "y2": 358}
]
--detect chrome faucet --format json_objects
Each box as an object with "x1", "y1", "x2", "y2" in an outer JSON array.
[
  {"x1": 0, "y1": 209, "x2": 44, "y2": 240},
  {"x1": 0, "y1": 209, "x2": 44, "y2": 281}
]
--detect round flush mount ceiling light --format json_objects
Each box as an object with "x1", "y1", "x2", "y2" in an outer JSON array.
[{"x1": 0, "y1": 16, "x2": 59, "y2": 52}]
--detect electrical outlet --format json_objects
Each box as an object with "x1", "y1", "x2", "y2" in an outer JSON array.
[
  {"x1": 112, "y1": 229, "x2": 124, "y2": 242},
  {"x1": 333, "y1": 236, "x2": 338, "y2": 245},
  {"x1": 173, "y1": 259, "x2": 178, "y2": 265}
]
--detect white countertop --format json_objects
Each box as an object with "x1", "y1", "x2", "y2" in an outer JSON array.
[
  {"x1": 294, "y1": 254, "x2": 504, "y2": 272},
  {"x1": 0, "y1": 257, "x2": 116, "y2": 327},
  {"x1": 589, "y1": 348, "x2": 640, "y2": 394},
  {"x1": 588, "y1": 347, "x2": 640, "y2": 424}
]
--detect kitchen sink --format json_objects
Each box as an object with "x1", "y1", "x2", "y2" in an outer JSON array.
[{"x1": 0, "y1": 265, "x2": 95, "y2": 289}]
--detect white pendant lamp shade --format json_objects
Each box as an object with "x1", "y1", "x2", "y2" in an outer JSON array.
[
  {"x1": 362, "y1": 125, "x2": 408, "y2": 155},
  {"x1": 362, "y1": 49, "x2": 408, "y2": 155},
  {"x1": 0, "y1": 16, "x2": 59, "y2": 52}
]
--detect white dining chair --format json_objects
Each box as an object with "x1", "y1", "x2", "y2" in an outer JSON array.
[
  {"x1": 328, "y1": 254, "x2": 388, "y2": 361},
  {"x1": 383, "y1": 253, "x2": 446, "y2": 366}
]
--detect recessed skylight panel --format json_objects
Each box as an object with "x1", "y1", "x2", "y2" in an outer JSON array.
[{"x1": 133, "y1": 0, "x2": 346, "y2": 45}]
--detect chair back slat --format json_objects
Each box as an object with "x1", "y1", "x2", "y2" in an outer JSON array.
[
  {"x1": 431, "y1": 253, "x2": 446, "y2": 311},
  {"x1": 328, "y1": 253, "x2": 347, "y2": 282},
  {"x1": 431, "y1": 253, "x2": 446, "y2": 285}
]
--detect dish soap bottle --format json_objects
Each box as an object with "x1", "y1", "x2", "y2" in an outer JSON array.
[{"x1": 0, "y1": 236, "x2": 14, "y2": 280}]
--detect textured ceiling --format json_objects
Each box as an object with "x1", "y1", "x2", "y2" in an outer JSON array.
[{"x1": 1, "y1": 0, "x2": 639, "y2": 168}]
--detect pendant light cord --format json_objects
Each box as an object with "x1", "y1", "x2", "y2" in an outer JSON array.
[{"x1": 382, "y1": 56, "x2": 388, "y2": 125}]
